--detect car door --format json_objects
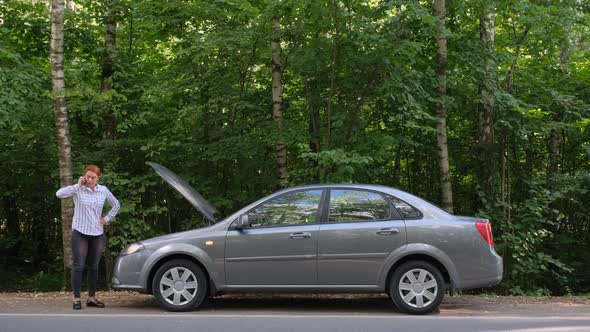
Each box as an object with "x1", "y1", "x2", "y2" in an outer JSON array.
[
  {"x1": 317, "y1": 188, "x2": 407, "y2": 286},
  {"x1": 225, "y1": 189, "x2": 324, "y2": 286}
]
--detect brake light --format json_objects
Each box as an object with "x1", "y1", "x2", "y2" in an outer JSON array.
[{"x1": 476, "y1": 220, "x2": 494, "y2": 245}]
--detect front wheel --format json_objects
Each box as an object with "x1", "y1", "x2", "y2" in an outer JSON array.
[
  {"x1": 152, "y1": 259, "x2": 208, "y2": 312},
  {"x1": 389, "y1": 261, "x2": 445, "y2": 315}
]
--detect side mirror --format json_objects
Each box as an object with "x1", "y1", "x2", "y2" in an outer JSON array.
[{"x1": 234, "y1": 214, "x2": 249, "y2": 231}]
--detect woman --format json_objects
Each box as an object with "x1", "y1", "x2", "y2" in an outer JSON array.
[{"x1": 56, "y1": 164, "x2": 120, "y2": 310}]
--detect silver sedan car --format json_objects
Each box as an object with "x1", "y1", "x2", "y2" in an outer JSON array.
[{"x1": 112, "y1": 162, "x2": 502, "y2": 314}]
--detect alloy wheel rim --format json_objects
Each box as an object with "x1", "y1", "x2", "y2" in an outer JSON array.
[
  {"x1": 159, "y1": 267, "x2": 198, "y2": 306},
  {"x1": 398, "y1": 268, "x2": 438, "y2": 309}
]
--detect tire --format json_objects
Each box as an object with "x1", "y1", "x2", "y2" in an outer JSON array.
[
  {"x1": 389, "y1": 261, "x2": 445, "y2": 315},
  {"x1": 152, "y1": 259, "x2": 208, "y2": 312}
]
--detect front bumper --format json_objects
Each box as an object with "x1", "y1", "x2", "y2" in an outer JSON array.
[{"x1": 111, "y1": 251, "x2": 151, "y2": 292}]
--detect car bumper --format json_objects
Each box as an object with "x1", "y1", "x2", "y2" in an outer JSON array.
[
  {"x1": 111, "y1": 251, "x2": 151, "y2": 292},
  {"x1": 456, "y1": 274, "x2": 503, "y2": 290},
  {"x1": 455, "y1": 251, "x2": 503, "y2": 290}
]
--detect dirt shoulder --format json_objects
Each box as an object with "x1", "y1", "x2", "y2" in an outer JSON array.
[{"x1": 0, "y1": 292, "x2": 589, "y2": 316}]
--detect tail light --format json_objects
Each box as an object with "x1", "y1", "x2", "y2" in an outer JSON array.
[{"x1": 475, "y1": 220, "x2": 494, "y2": 246}]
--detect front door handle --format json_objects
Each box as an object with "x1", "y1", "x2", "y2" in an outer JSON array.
[
  {"x1": 376, "y1": 228, "x2": 400, "y2": 235},
  {"x1": 289, "y1": 232, "x2": 312, "y2": 239}
]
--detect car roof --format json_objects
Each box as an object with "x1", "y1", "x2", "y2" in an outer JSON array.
[{"x1": 277, "y1": 183, "x2": 396, "y2": 191}]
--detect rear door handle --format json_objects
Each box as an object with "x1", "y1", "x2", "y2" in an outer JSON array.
[
  {"x1": 376, "y1": 228, "x2": 400, "y2": 235},
  {"x1": 289, "y1": 232, "x2": 312, "y2": 239}
]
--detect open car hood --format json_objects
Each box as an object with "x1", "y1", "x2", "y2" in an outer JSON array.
[{"x1": 146, "y1": 162, "x2": 221, "y2": 223}]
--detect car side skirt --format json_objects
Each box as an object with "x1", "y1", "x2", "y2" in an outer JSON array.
[{"x1": 219, "y1": 285, "x2": 384, "y2": 293}]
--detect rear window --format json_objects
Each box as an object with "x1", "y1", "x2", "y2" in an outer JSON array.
[{"x1": 386, "y1": 195, "x2": 422, "y2": 220}]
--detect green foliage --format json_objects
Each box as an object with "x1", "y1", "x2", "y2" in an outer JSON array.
[
  {"x1": 291, "y1": 147, "x2": 374, "y2": 184},
  {"x1": 1, "y1": 0, "x2": 589, "y2": 294},
  {"x1": 492, "y1": 180, "x2": 573, "y2": 295}
]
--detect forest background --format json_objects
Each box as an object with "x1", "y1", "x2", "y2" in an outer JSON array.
[{"x1": 1, "y1": 0, "x2": 589, "y2": 296}]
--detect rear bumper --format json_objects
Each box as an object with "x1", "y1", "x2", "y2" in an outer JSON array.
[
  {"x1": 455, "y1": 274, "x2": 502, "y2": 290},
  {"x1": 455, "y1": 253, "x2": 503, "y2": 290}
]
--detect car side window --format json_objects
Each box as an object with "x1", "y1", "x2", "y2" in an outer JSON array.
[
  {"x1": 386, "y1": 195, "x2": 423, "y2": 219},
  {"x1": 247, "y1": 190, "x2": 323, "y2": 227},
  {"x1": 328, "y1": 189, "x2": 391, "y2": 222}
]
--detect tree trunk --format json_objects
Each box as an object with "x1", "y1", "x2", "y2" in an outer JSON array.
[
  {"x1": 548, "y1": 124, "x2": 562, "y2": 179},
  {"x1": 504, "y1": 25, "x2": 532, "y2": 93},
  {"x1": 500, "y1": 24, "x2": 530, "y2": 220},
  {"x1": 101, "y1": 5, "x2": 117, "y2": 289},
  {"x1": 304, "y1": 79, "x2": 321, "y2": 181},
  {"x1": 434, "y1": 0, "x2": 454, "y2": 214},
  {"x1": 304, "y1": 79, "x2": 321, "y2": 155},
  {"x1": 548, "y1": 35, "x2": 569, "y2": 181},
  {"x1": 128, "y1": 9, "x2": 133, "y2": 55},
  {"x1": 50, "y1": 0, "x2": 74, "y2": 288},
  {"x1": 101, "y1": 7, "x2": 116, "y2": 140},
  {"x1": 271, "y1": 16, "x2": 287, "y2": 184},
  {"x1": 3, "y1": 196, "x2": 19, "y2": 237},
  {"x1": 392, "y1": 142, "x2": 403, "y2": 186},
  {"x1": 477, "y1": 7, "x2": 496, "y2": 209},
  {"x1": 326, "y1": 0, "x2": 339, "y2": 149}
]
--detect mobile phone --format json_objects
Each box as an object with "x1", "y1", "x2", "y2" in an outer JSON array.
[{"x1": 82, "y1": 178, "x2": 87, "y2": 186}]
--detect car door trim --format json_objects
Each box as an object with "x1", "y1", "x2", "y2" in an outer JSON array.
[
  {"x1": 225, "y1": 254, "x2": 316, "y2": 262},
  {"x1": 318, "y1": 253, "x2": 389, "y2": 260}
]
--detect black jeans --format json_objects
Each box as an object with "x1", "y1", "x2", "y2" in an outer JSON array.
[{"x1": 71, "y1": 229, "x2": 106, "y2": 298}]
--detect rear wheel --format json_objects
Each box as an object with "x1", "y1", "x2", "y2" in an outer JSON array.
[
  {"x1": 152, "y1": 259, "x2": 208, "y2": 312},
  {"x1": 389, "y1": 261, "x2": 445, "y2": 315}
]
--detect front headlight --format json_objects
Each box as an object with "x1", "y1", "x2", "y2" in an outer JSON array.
[{"x1": 121, "y1": 243, "x2": 144, "y2": 256}]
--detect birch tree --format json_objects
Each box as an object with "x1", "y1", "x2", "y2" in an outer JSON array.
[
  {"x1": 101, "y1": 4, "x2": 116, "y2": 140},
  {"x1": 434, "y1": 0, "x2": 454, "y2": 214},
  {"x1": 272, "y1": 15, "x2": 287, "y2": 183},
  {"x1": 100, "y1": 1, "x2": 117, "y2": 288},
  {"x1": 477, "y1": 3, "x2": 496, "y2": 208},
  {"x1": 50, "y1": 0, "x2": 74, "y2": 285}
]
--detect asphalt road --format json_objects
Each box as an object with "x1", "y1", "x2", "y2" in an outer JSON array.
[
  {"x1": 1, "y1": 294, "x2": 589, "y2": 332},
  {"x1": 1, "y1": 313, "x2": 590, "y2": 332}
]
